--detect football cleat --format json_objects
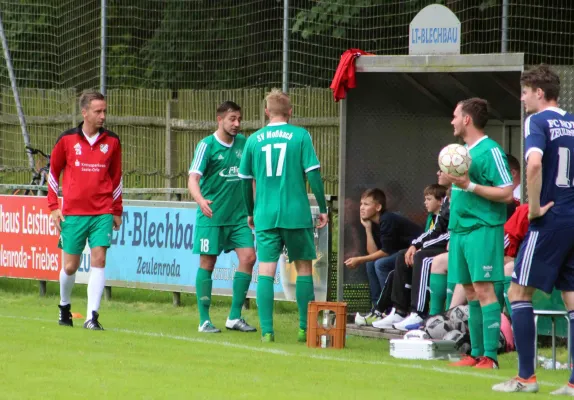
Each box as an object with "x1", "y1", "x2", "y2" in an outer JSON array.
[
  {"x1": 58, "y1": 304, "x2": 73, "y2": 327},
  {"x1": 404, "y1": 322, "x2": 424, "y2": 331},
  {"x1": 492, "y1": 376, "x2": 539, "y2": 393},
  {"x1": 474, "y1": 356, "x2": 499, "y2": 369},
  {"x1": 550, "y1": 383, "x2": 574, "y2": 396},
  {"x1": 261, "y1": 333, "x2": 275, "y2": 343},
  {"x1": 355, "y1": 310, "x2": 384, "y2": 326},
  {"x1": 83, "y1": 311, "x2": 104, "y2": 330},
  {"x1": 226, "y1": 318, "x2": 257, "y2": 332},
  {"x1": 393, "y1": 312, "x2": 424, "y2": 332},
  {"x1": 449, "y1": 355, "x2": 478, "y2": 367},
  {"x1": 198, "y1": 320, "x2": 221, "y2": 333},
  {"x1": 372, "y1": 308, "x2": 404, "y2": 329}
]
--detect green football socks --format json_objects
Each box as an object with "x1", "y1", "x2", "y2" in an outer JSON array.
[
  {"x1": 229, "y1": 271, "x2": 252, "y2": 320},
  {"x1": 257, "y1": 275, "x2": 275, "y2": 336},
  {"x1": 482, "y1": 301, "x2": 502, "y2": 362},
  {"x1": 468, "y1": 300, "x2": 484, "y2": 358},
  {"x1": 429, "y1": 273, "x2": 448, "y2": 315},
  {"x1": 196, "y1": 268, "x2": 213, "y2": 325},
  {"x1": 296, "y1": 275, "x2": 315, "y2": 330}
]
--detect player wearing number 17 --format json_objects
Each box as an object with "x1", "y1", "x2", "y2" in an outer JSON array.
[
  {"x1": 188, "y1": 101, "x2": 257, "y2": 334},
  {"x1": 493, "y1": 66, "x2": 574, "y2": 395},
  {"x1": 239, "y1": 89, "x2": 329, "y2": 343}
]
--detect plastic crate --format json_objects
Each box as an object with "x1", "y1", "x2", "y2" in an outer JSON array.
[{"x1": 307, "y1": 301, "x2": 347, "y2": 349}]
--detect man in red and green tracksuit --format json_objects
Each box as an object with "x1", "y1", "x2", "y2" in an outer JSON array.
[{"x1": 48, "y1": 90, "x2": 123, "y2": 331}]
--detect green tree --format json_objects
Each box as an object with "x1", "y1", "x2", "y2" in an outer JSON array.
[
  {"x1": 107, "y1": 0, "x2": 162, "y2": 88},
  {"x1": 292, "y1": 0, "x2": 443, "y2": 39},
  {"x1": 140, "y1": 0, "x2": 283, "y2": 89},
  {"x1": 292, "y1": 0, "x2": 497, "y2": 39},
  {"x1": 0, "y1": 0, "x2": 59, "y2": 88}
]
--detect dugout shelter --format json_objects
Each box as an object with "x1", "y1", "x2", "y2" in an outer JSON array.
[{"x1": 336, "y1": 53, "x2": 525, "y2": 309}]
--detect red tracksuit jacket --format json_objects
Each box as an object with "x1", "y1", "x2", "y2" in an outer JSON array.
[
  {"x1": 504, "y1": 204, "x2": 529, "y2": 258},
  {"x1": 47, "y1": 123, "x2": 123, "y2": 216}
]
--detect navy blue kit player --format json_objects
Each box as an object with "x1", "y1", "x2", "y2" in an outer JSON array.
[{"x1": 493, "y1": 65, "x2": 574, "y2": 394}]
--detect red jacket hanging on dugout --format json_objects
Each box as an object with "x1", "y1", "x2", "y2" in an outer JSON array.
[{"x1": 330, "y1": 48, "x2": 373, "y2": 102}]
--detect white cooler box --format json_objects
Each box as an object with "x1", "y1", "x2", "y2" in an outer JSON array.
[{"x1": 390, "y1": 339, "x2": 458, "y2": 360}]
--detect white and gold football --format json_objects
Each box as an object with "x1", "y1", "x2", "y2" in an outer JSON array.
[{"x1": 438, "y1": 144, "x2": 472, "y2": 176}]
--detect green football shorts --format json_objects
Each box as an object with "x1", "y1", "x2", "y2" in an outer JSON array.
[
  {"x1": 58, "y1": 214, "x2": 114, "y2": 255},
  {"x1": 448, "y1": 225, "x2": 504, "y2": 284},
  {"x1": 193, "y1": 224, "x2": 255, "y2": 255},
  {"x1": 256, "y1": 228, "x2": 316, "y2": 263}
]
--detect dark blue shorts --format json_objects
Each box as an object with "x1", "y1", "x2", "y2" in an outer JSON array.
[{"x1": 513, "y1": 212, "x2": 574, "y2": 293}]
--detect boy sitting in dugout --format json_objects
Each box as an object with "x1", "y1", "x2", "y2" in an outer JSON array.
[{"x1": 355, "y1": 183, "x2": 445, "y2": 326}]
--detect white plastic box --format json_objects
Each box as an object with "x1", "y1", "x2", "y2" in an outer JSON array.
[{"x1": 390, "y1": 339, "x2": 458, "y2": 360}]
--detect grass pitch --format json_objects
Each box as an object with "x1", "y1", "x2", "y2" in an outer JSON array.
[{"x1": 0, "y1": 278, "x2": 570, "y2": 399}]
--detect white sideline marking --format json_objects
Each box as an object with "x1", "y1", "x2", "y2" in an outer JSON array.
[
  {"x1": 114, "y1": 328, "x2": 290, "y2": 355},
  {"x1": 0, "y1": 314, "x2": 564, "y2": 387}
]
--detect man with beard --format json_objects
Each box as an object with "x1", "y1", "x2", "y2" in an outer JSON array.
[
  {"x1": 444, "y1": 98, "x2": 513, "y2": 369},
  {"x1": 188, "y1": 101, "x2": 257, "y2": 333}
]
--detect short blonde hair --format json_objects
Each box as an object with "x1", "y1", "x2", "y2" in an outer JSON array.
[{"x1": 265, "y1": 88, "x2": 291, "y2": 118}]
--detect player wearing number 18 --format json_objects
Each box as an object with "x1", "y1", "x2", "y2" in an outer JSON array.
[
  {"x1": 188, "y1": 101, "x2": 257, "y2": 334},
  {"x1": 494, "y1": 65, "x2": 574, "y2": 395},
  {"x1": 239, "y1": 89, "x2": 328, "y2": 343}
]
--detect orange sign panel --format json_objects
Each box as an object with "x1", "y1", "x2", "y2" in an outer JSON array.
[{"x1": 0, "y1": 195, "x2": 60, "y2": 281}]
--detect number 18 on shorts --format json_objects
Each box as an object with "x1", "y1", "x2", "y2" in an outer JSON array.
[{"x1": 193, "y1": 225, "x2": 254, "y2": 255}]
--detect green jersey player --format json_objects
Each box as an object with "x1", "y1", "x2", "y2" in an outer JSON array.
[
  {"x1": 445, "y1": 98, "x2": 513, "y2": 369},
  {"x1": 239, "y1": 89, "x2": 328, "y2": 343},
  {"x1": 188, "y1": 101, "x2": 257, "y2": 334}
]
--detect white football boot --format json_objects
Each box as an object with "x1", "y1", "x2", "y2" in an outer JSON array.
[
  {"x1": 492, "y1": 377, "x2": 539, "y2": 393},
  {"x1": 372, "y1": 308, "x2": 404, "y2": 329},
  {"x1": 393, "y1": 312, "x2": 424, "y2": 331}
]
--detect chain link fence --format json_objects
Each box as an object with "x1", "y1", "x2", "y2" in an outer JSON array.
[{"x1": 1, "y1": 1, "x2": 573, "y2": 313}]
